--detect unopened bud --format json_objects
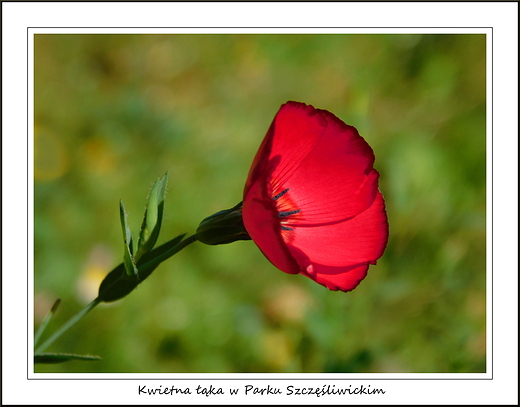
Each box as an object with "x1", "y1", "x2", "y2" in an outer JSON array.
[{"x1": 196, "y1": 202, "x2": 251, "y2": 245}]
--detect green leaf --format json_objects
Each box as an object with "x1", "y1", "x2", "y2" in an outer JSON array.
[
  {"x1": 120, "y1": 200, "x2": 138, "y2": 278},
  {"x1": 34, "y1": 299, "x2": 61, "y2": 347},
  {"x1": 34, "y1": 353, "x2": 101, "y2": 364},
  {"x1": 135, "y1": 172, "x2": 168, "y2": 261},
  {"x1": 34, "y1": 299, "x2": 100, "y2": 355},
  {"x1": 97, "y1": 234, "x2": 186, "y2": 302}
]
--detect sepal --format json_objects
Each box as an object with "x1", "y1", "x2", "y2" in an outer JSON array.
[{"x1": 196, "y1": 202, "x2": 251, "y2": 245}]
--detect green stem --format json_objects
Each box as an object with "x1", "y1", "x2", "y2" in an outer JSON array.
[
  {"x1": 137, "y1": 234, "x2": 198, "y2": 273},
  {"x1": 34, "y1": 298, "x2": 100, "y2": 354},
  {"x1": 34, "y1": 234, "x2": 199, "y2": 354}
]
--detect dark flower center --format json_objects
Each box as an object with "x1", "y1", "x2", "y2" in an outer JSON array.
[
  {"x1": 272, "y1": 188, "x2": 290, "y2": 201},
  {"x1": 278, "y1": 210, "x2": 301, "y2": 218},
  {"x1": 272, "y1": 188, "x2": 300, "y2": 233}
]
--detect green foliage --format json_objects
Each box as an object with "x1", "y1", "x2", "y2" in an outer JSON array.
[
  {"x1": 34, "y1": 34, "x2": 486, "y2": 373},
  {"x1": 97, "y1": 233, "x2": 188, "y2": 303},
  {"x1": 136, "y1": 172, "x2": 168, "y2": 260},
  {"x1": 35, "y1": 353, "x2": 101, "y2": 364},
  {"x1": 34, "y1": 299, "x2": 61, "y2": 346},
  {"x1": 119, "y1": 199, "x2": 138, "y2": 278},
  {"x1": 119, "y1": 172, "x2": 169, "y2": 278}
]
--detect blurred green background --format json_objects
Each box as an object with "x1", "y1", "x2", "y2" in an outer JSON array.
[{"x1": 34, "y1": 34, "x2": 486, "y2": 373}]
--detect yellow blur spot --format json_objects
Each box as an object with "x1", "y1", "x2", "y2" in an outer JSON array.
[
  {"x1": 76, "y1": 244, "x2": 115, "y2": 303},
  {"x1": 261, "y1": 330, "x2": 294, "y2": 371},
  {"x1": 263, "y1": 283, "x2": 314, "y2": 325},
  {"x1": 81, "y1": 136, "x2": 117, "y2": 175},
  {"x1": 34, "y1": 126, "x2": 69, "y2": 181},
  {"x1": 77, "y1": 266, "x2": 107, "y2": 304}
]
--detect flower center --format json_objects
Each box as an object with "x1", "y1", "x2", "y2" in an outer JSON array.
[
  {"x1": 272, "y1": 188, "x2": 290, "y2": 201},
  {"x1": 272, "y1": 187, "x2": 300, "y2": 236}
]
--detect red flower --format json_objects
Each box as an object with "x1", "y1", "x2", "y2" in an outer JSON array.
[{"x1": 242, "y1": 102, "x2": 388, "y2": 292}]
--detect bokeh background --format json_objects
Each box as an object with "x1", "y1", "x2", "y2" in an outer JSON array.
[{"x1": 34, "y1": 34, "x2": 486, "y2": 373}]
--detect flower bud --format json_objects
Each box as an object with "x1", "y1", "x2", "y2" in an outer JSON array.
[{"x1": 196, "y1": 202, "x2": 251, "y2": 245}]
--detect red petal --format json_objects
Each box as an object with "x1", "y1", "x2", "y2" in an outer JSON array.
[
  {"x1": 287, "y1": 191, "x2": 388, "y2": 267},
  {"x1": 272, "y1": 104, "x2": 377, "y2": 222},
  {"x1": 300, "y1": 263, "x2": 370, "y2": 292},
  {"x1": 242, "y1": 178, "x2": 300, "y2": 275},
  {"x1": 244, "y1": 102, "x2": 323, "y2": 197},
  {"x1": 245, "y1": 101, "x2": 378, "y2": 223}
]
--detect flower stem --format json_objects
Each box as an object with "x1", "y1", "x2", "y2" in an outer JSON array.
[
  {"x1": 34, "y1": 234, "x2": 199, "y2": 354},
  {"x1": 136, "y1": 234, "x2": 198, "y2": 273},
  {"x1": 35, "y1": 297, "x2": 101, "y2": 354}
]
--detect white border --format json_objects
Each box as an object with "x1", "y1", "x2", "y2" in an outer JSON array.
[
  {"x1": 25, "y1": 24, "x2": 493, "y2": 381},
  {"x1": 31, "y1": 27, "x2": 490, "y2": 34},
  {"x1": 3, "y1": 1, "x2": 518, "y2": 405}
]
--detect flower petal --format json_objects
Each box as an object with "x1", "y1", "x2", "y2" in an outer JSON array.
[
  {"x1": 270, "y1": 104, "x2": 378, "y2": 222},
  {"x1": 242, "y1": 180, "x2": 300, "y2": 275},
  {"x1": 300, "y1": 263, "x2": 370, "y2": 292},
  {"x1": 287, "y1": 191, "x2": 388, "y2": 267},
  {"x1": 244, "y1": 102, "x2": 323, "y2": 197},
  {"x1": 245, "y1": 101, "x2": 379, "y2": 224}
]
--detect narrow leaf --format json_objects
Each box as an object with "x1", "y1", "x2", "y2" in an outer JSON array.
[
  {"x1": 136, "y1": 172, "x2": 168, "y2": 261},
  {"x1": 120, "y1": 200, "x2": 138, "y2": 278},
  {"x1": 34, "y1": 352, "x2": 101, "y2": 364},
  {"x1": 34, "y1": 299, "x2": 61, "y2": 347}
]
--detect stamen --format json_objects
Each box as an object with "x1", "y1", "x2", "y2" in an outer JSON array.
[
  {"x1": 273, "y1": 188, "x2": 290, "y2": 201},
  {"x1": 281, "y1": 226, "x2": 294, "y2": 231},
  {"x1": 278, "y1": 209, "x2": 301, "y2": 218}
]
